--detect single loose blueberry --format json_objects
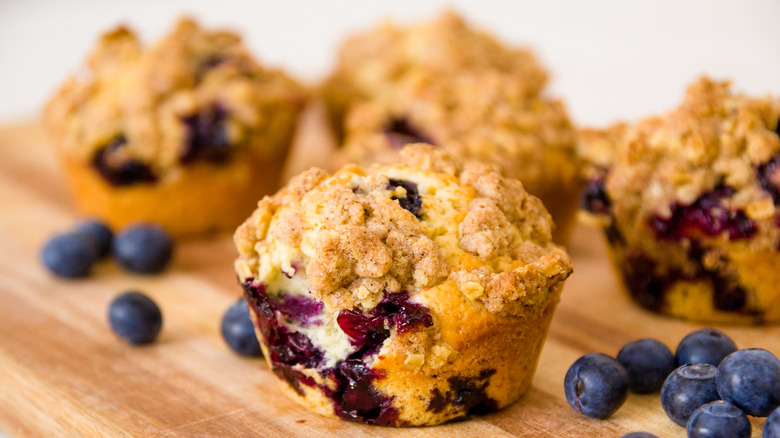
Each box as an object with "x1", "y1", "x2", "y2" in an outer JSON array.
[
  {"x1": 221, "y1": 299, "x2": 263, "y2": 357},
  {"x1": 661, "y1": 364, "x2": 720, "y2": 426},
  {"x1": 686, "y1": 400, "x2": 750, "y2": 438},
  {"x1": 716, "y1": 348, "x2": 780, "y2": 417},
  {"x1": 764, "y1": 406, "x2": 780, "y2": 438},
  {"x1": 108, "y1": 291, "x2": 162, "y2": 345},
  {"x1": 676, "y1": 328, "x2": 737, "y2": 367},
  {"x1": 73, "y1": 220, "x2": 113, "y2": 259},
  {"x1": 40, "y1": 233, "x2": 97, "y2": 278},
  {"x1": 564, "y1": 352, "x2": 629, "y2": 419},
  {"x1": 617, "y1": 338, "x2": 676, "y2": 394},
  {"x1": 621, "y1": 433, "x2": 658, "y2": 438},
  {"x1": 113, "y1": 224, "x2": 173, "y2": 274}
]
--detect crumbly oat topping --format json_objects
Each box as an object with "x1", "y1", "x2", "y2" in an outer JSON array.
[
  {"x1": 44, "y1": 18, "x2": 306, "y2": 174},
  {"x1": 235, "y1": 144, "x2": 572, "y2": 315}
]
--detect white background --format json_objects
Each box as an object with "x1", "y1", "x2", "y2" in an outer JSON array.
[{"x1": 1, "y1": 0, "x2": 778, "y2": 128}]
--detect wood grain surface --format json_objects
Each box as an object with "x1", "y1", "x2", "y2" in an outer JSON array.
[{"x1": 0, "y1": 110, "x2": 778, "y2": 437}]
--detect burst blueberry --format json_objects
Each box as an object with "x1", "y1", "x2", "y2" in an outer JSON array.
[
  {"x1": 108, "y1": 291, "x2": 163, "y2": 345},
  {"x1": 113, "y1": 224, "x2": 173, "y2": 274},
  {"x1": 73, "y1": 219, "x2": 113, "y2": 259},
  {"x1": 660, "y1": 364, "x2": 720, "y2": 426},
  {"x1": 387, "y1": 179, "x2": 422, "y2": 218},
  {"x1": 716, "y1": 348, "x2": 780, "y2": 417},
  {"x1": 40, "y1": 233, "x2": 97, "y2": 278},
  {"x1": 92, "y1": 136, "x2": 157, "y2": 186},
  {"x1": 686, "y1": 400, "x2": 750, "y2": 438},
  {"x1": 564, "y1": 352, "x2": 629, "y2": 419},
  {"x1": 675, "y1": 328, "x2": 737, "y2": 367},
  {"x1": 617, "y1": 338, "x2": 675, "y2": 394},
  {"x1": 221, "y1": 299, "x2": 263, "y2": 357}
]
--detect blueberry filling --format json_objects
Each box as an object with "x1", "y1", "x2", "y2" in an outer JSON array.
[
  {"x1": 383, "y1": 117, "x2": 434, "y2": 149},
  {"x1": 427, "y1": 369, "x2": 498, "y2": 418},
  {"x1": 180, "y1": 106, "x2": 231, "y2": 163},
  {"x1": 91, "y1": 136, "x2": 157, "y2": 186},
  {"x1": 581, "y1": 177, "x2": 611, "y2": 215},
  {"x1": 757, "y1": 154, "x2": 780, "y2": 206},
  {"x1": 243, "y1": 282, "x2": 433, "y2": 425},
  {"x1": 387, "y1": 179, "x2": 423, "y2": 218},
  {"x1": 272, "y1": 295, "x2": 324, "y2": 326},
  {"x1": 648, "y1": 186, "x2": 756, "y2": 242}
]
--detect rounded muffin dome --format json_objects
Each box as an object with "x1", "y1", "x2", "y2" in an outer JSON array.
[{"x1": 234, "y1": 144, "x2": 572, "y2": 426}]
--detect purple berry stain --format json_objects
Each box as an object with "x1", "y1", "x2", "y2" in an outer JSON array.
[
  {"x1": 92, "y1": 136, "x2": 157, "y2": 186},
  {"x1": 387, "y1": 179, "x2": 423, "y2": 218},
  {"x1": 383, "y1": 117, "x2": 434, "y2": 149},
  {"x1": 181, "y1": 106, "x2": 231, "y2": 163}
]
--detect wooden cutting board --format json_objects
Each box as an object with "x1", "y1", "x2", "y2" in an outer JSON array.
[{"x1": 0, "y1": 111, "x2": 778, "y2": 438}]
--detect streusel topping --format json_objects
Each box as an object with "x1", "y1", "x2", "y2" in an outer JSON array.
[
  {"x1": 235, "y1": 144, "x2": 572, "y2": 316},
  {"x1": 44, "y1": 18, "x2": 306, "y2": 175}
]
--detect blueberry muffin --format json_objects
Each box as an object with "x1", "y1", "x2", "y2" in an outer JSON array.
[
  {"x1": 43, "y1": 18, "x2": 307, "y2": 237},
  {"x1": 580, "y1": 77, "x2": 780, "y2": 324},
  {"x1": 234, "y1": 144, "x2": 572, "y2": 426},
  {"x1": 324, "y1": 12, "x2": 581, "y2": 243}
]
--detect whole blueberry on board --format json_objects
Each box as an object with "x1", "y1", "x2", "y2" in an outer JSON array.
[
  {"x1": 764, "y1": 406, "x2": 780, "y2": 438},
  {"x1": 73, "y1": 219, "x2": 113, "y2": 259},
  {"x1": 40, "y1": 233, "x2": 97, "y2": 278},
  {"x1": 108, "y1": 291, "x2": 163, "y2": 345},
  {"x1": 621, "y1": 433, "x2": 658, "y2": 438},
  {"x1": 675, "y1": 328, "x2": 737, "y2": 367},
  {"x1": 221, "y1": 299, "x2": 263, "y2": 357},
  {"x1": 617, "y1": 338, "x2": 675, "y2": 393},
  {"x1": 564, "y1": 352, "x2": 629, "y2": 419},
  {"x1": 686, "y1": 400, "x2": 750, "y2": 438},
  {"x1": 716, "y1": 348, "x2": 780, "y2": 417},
  {"x1": 660, "y1": 363, "x2": 720, "y2": 426},
  {"x1": 113, "y1": 224, "x2": 173, "y2": 274}
]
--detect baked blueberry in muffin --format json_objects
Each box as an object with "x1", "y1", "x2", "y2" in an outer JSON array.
[
  {"x1": 324, "y1": 11, "x2": 581, "y2": 243},
  {"x1": 234, "y1": 144, "x2": 572, "y2": 425},
  {"x1": 44, "y1": 18, "x2": 307, "y2": 236},
  {"x1": 579, "y1": 77, "x2": 780, "y2": 324}
]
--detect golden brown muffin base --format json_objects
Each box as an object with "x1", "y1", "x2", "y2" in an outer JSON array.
[
  {"x1": 604, "y1": 239, "x2": 780, "y2": 324},
  {"x1": 61, "y1": 147, "x2": 287, "y2": 238}
]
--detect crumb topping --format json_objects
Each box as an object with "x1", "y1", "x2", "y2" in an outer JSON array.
[
  {"x1": 235, "y1": 144, "x2": 572, "y2": 315},
  {"x1": 44, "y1": 18, "x2": 306, "y2": 174}
]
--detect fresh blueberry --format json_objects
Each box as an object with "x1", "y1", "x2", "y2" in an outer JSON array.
[
  {"x1": 675, "y1": 328, "x2": 737, "y2": 367},
  {"x1": 564, "y1": 352, "x2": 629, "y2": 419},
  {"x1": 716, "y1": 348, "x2": 780, "y2": 417},
  {"x1": 221, "y1": 299, "x2": 263, "y2": 357},
  {"x1": 73, "y1": 220, "x2": 113, "y2": 259},
  {"x1": 661, "y1": 364, "x2": 720, "y2": 426},
  {"x1": 108, "y1": 291, "x2": 162, "y2": 345},
  {"x1": 617, "y1": 338, "x2": 675, "y2": 394},
  {"x1": 621, "y1": 433, "x2": 658, "y2": 438},
  {"x1": 686, "y1": 400, "x2": 750, "y2": 438},
  {"x1": 764, "y1": 406, "x2": 780, "y2": 438},
  {"x1": 40, "y1": 233, "x2": 97, "y2": 278},
  {"x1": 113, "y1": 224, "x2": 173, "y2": 274}
]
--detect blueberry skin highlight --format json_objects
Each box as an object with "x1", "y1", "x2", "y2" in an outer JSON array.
[
  {"x1": 40, "y1": 233, "x2": 97, "y2": 278},
  {"x1": 686, "y1": 400, "x2": 750, "y2": 438},
  {"x1": 73, "y1": 220, "x2": 113, "y2": 259},
  {"x1": 717, "y1": 348, "x2": 780, "y2": 417},
  {"x1": 108, "y1": 291, "x2": 163, "y2": 345},
  {"x1": 221, "y1": 299, "x2": 263, "y2": 357},
  {"x1": 764, "y1": 406, "x2": 780, "y2": 438},
  {"x1": 113, "y1": 224, "x2": 173, "y2": 274},
  {"x1": 660, "y1": 364, "x2": 720, "y2": 426},
  {"x1": 617, "y1": 338, "x2": 675, "y2": 393},
  {"x1": 675, "y1": 328, "x2": 737, "y2": 367},
  {"x1": 564, "y1": 352, "x2": 629, "y2": 419}
]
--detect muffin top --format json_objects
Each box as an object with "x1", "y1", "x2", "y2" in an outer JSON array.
[
  {"x1": 581, "y1": 77, "x2": 780, "y2": 252},
  {"x1": 235, "y1": 144, "x2": 572, "y2": 318},
  {"x1": 327, "y1": 11, "x2": 547, "y2": 102},
  {"x1": 44, "y1": 18, "x2": 306, "y2": 182}
]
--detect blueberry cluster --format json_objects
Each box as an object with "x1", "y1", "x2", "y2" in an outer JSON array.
[
  {"x1": 40, "y1": 220, "x2": 174, "y2": 277},
  {"x1": 565, "y1": 328, "x2": 780, "y2": 438}
]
